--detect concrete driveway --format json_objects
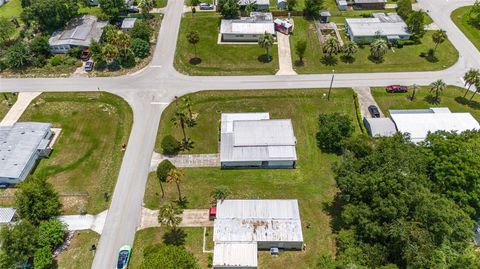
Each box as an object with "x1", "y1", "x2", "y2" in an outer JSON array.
[
  {"x1": 353, "y1": 86, "x2": 384, "y2": 118},
  {"x1": 150, "y1": 152, "x2": 220, "y2": 171},
  {"x1": 276, "y1": 33, "x2": 297, "y2": 76},
  {"x1": 58, "y1": 210, "x2": 108, "y2": 234}
]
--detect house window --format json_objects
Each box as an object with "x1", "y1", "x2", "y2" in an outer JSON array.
[{"x1": 235, "y1": 35, "x2": 244, "y2": 37}]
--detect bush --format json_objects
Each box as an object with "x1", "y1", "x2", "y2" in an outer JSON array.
[
  {"x1": 161, "y1": 135, "x2": 181, "y2": 155},
  {"x1": 107, "y1": 60, "x2": 121, "y2": 71},
  {"x1": 48, "y1": 54, "x2": 77, "y2": 67},
  {"x1": 31, "y1": 55, "x2": 47, "y2": 68},
  {"x1": 67, "y1": 47, "x2": 83, "y2": 59},
  {"x1": 156, "y1": 160, "x2": 175, "y2": 182},
  {"x1": 95, "y1": 59, "x2": 108, "y2": 71},
  {"x1": 4, "y1": 42, "x2": 32, "y2": 69},
  {"x1": 29, "y1": 35, "x2": 50, "y2": 57},
  {"x1": 130, "y1": 20, "x2": 154, "y2": 42},
  {"x1": 131, "y1": 38, "x2": 150, "y2": 58},
  {"x1": 316, "y1": 113, "x2": 354, "y2": 154},
  {"x1": 116, "y1": 48, "x2": 136, "y2": 68}
]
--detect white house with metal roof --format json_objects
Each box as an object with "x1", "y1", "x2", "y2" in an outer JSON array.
[
  {"x1": 220, "y1": 12, "x2": 275, "y2": 42},
  {"x1": 389, "y1": 107, "x2": 480, "y2": 143},
  {"x1": 0, "y1": 122, "x2": 53, "y2": 185},
  {"x1": 220, "y1": 113, "x2": 297, "y2": 168},
  {"x1": 49, "y1": 15, "x2": 108, "y2": 54},
  {"x1": 213, "y1": 199, "x2": 303, "y2": 269},
  {"x1": 345, "y1": 13, "x2": 411, "y2": 43},
  {"x1": 0, "y1": 207, "x2": 18, "y2": 225}
]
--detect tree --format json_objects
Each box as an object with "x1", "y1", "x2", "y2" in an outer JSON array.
[
  {"x1": 139, "y1": 0, "x2": 155, "y2": 17},
  {"x1": 304, "y1": 0, "x2": 323, "y2": 18},
  {"x1": 186, "y1": 31, "x2": 200, "y2": 59},
  {"x1": 295, "y1": 39, "x2": 307, "y2": 64},
  {"x1": 102, "y1": 43, "x2": 119, "y2": 62},
  {"x1": 245, "y1": 1, "x2": 255, "y2": 16},
  {"x1": 139, "y1": 244, "x2": 199, "y2": 269},
  {"x1": 218, "y1": 0, "x2": 239, "y2": 19},
  {"x1": 182, "y1": 96, "x2": 194, "y2": 122},
  {"x1": 171, "y1": 110, "x2": 189, "y2": 143},
  {"x1": 406, "y1": 11, "x2": 425, "y2": 37},
  {"x1": 370, "y1": 38, "x2": 388, "y2": 60},
  {"x1": 33, "y1": 246, "x2": 53, "y2": 269},
  {"x1": 166, "y1": 168, "x2": 184, "y2": 202},
  {"x1": 322, "y1": 37, "x2": 341, "y2": 58},
  {"x1": 396, "y1": 0, "x2": 412, "y2": 19},
  {"x1": 4, "y1": 42, "x2": 32, "y2": 69},
  {"x1": 316, "y1": 113, "x2": 354, "y2": 154},
  {"x1": 156, "y1": 160, "x2": 175, "y2": 198},
  {"x1": 0, "y1": 17, "x2": 15, "y2": 43},
  {"x1": 287, "y1": 0, "x2": 297, "y2": 11},
  {"x1": 89, "y1": 40, "x2": 103, "y2": 61},
  {"x1": 115, "y1": 32, "x2": 132, "y2": 50},
  {"x1": 15, "y1": 177, "x2": 61, "y2": 225},
  {"x1": 131, "y1": 38, "x2": 151, "y2": 58},
  {"x1": 470, "y1": 80, "x2": 480, "y2": 101},
  {"x1": 38, "y1": 219, "x2": 67, "y2": 249},
  {"x1": 211, "y1": 186, "x2": 231, "y2": 204},
  {"x1": 158, "y1": 203, "x2": 182, "y2": 229},
  {"x1": 429, "y1": 79, "x2": 446, "y2": 103},
  {"x1": 432, "y1": 29, "x2": 447, "y2": 52},
  {"x1": 0, "y1": 221, "x2": 38, "y2": 268},
  {"x1": 258, "y1": 32, "x2": 275, "y2": 61},
  {"x1": 130, "y1": 20, "x2": 154, "y2": 42},
  {"x1": 99, "y1": 0, "x2": 126, "y2": 19},
  {"x1": 161, "y1": 135, "x2": 181, "y2": 154},
  {"x1": 342, "y1": 41, "x2": 358, "y2": 59},
  {"x1": 463, "y1": 69, "x2": 479, "y2": 97},
  {"x1": 29, "y1": 36, "x2": 51, "y2": 57},
  {"x1": 22, "y1": 0, "x2": 78, "y2": 30},
  {"x1": 116, "y1": 48, "x2": 136, "y2": 68}
]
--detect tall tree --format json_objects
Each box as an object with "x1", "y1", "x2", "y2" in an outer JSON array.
[
  {"x1": 463, "y1": 69, "x2": 480, "y2": 97},
  {"x1": 156, "y1": 160, "x2": 175, "y2": 198},
  {"x1": 429, "y1": 79, "x2": 446, "y2": 103},
  {"x1": 342, "y1": 41, "x2": 358, "y2": 59},
  {"x1": 99, "y1": 0, "x2": 126, "y2": 20},
  {"x1": 166, "y1": 168, "x2": 184, "y2": 202},
  {"x1": 396, "y1": 0, "x2": 412, "y2": 19},
  {"x1": 470, "y1": 80, "x2": 480, "y2": 101},
  {"x1": 316, "y1": 113, "x2": 354, "y2": 154},
  {"x1": 218, "y1": 0, "x2": 239, "y2": 19},
  {"x1": 139, "y1": 0, "x2": 155, "y2": 17},
  {"x1": 432, "y1": 29, "x2": 447, "y2": 52},
  {"x1": 323, "y1": 37, "x2": 341, "y2": 58},
  {"x1": 406, "y1": 11, "x2": 425, "y2": 37},
  {"x1": 22, "y1": 0, "x2": 78, "y2": 30},
  {"x1": 304, "y1": 0, "x2": 323, "y2": 18},
  {"x1": 130, "y1": 20, "x2": 154, "y2": 42},
  {"x1": 370, "y1": 39, "x2": 388, "y2": 60},
  {"x1": 102, "y1": 43, "x2": 119, "y2": 62},
  {"x1": 0, "y1": 221, "x2": 38, "y2": 268},
  {"x1": 171, "y1": 110, "x2": 188, "y2": 142},
  {"x1": 4, "y1": 42, "x2": 32, "y2": 69},
  {"x1": 186, "y1": 31, "x2": 200, "y2": 59},
  {"x1": 182, "y1": 96, "x2": 194, "y2": 121},
  {"x1": 295, "y1": 39, "x2": 307, "y2": 64},
  {"x1": 258, "y1": 32, "x2": 274, "y2": 61},
  {"x1": 158, "y1": 203, "x2": 182, "y2": 229}
]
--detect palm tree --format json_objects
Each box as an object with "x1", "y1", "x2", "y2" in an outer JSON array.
[
  {"x1": 432, "y1": 29, "x2": 447, "y2": 52},
  {"x1": 470, "y1": 79, "x2": 480, "y2": 101},
  {"x1": 211, "y1": 186, "x2": 231, "y2": 205},
  {"x1": 166, "y1": 168, "x2": 184, "y2": 202},
  {"x1": 139, "y1": 0, "x2": 155, "y2": 17},
  {"x1": 370, "y1": 39, "x2": 388, "y2": 60},
  {"x1": 182, "y1": 96, "x2": 193, "y2": 120},
  {"x1": 156, "y1": 160, "x2": 175, "y2": 198},
  {"x1": 322, "y1": 37, "x2": 341, "y2": 58},
  {"x1": 463, "y1": 69, "x2": 480, "y2": 97},
  {"x1": 171, "y1": 110, "x2": 188, "y2": 142},
  {"x1": 258, "y1": 32, "x2": 274, "y2": 61},
  {"x1": 102, "y1": 44, "x2": 119, "y2": 62},
  {"x1": 342, "y1": 41, "x2": 358, "y2": 59},
  {"x1": 429, "y1": 79, "x2": 446, "y2": 103},
  {"x1": 410, "y1": 84, "x2": 418, "y2": 101},
  {"x1": 186, "y1": 31, "x2": 200, "y2": 59},
  {"x1": 158, "y1": 203, "x2": 182, "y2": 229}
]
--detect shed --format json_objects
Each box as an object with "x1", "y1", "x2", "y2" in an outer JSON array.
[
  {"x1": 336, "y1": 0, "x2": 347, "y2": 10},
  {"x1": 0, "y1": 207, "x2": 18, "y2": 225},
  {"x1": 121, "y1": 18, "x2": 137, "y2": 32},
  {"x1": 220, "y1": 13, "x2": 275, "y2": 42},
  {"x1": 320, "y1": 11, "x2": 331, "y2": 23},
  {"x1": 276, "y1": 0, "x2": 287, "y2": 9},
  {"x1": 363, "y1": 117, "x2": 397, "y2": 137},
  {"x1": 274, "y1": 18, "x2": 293, "y2": 35},
  {"x1": 353, "y1": 0, "x2": 386, "y2": 10}
]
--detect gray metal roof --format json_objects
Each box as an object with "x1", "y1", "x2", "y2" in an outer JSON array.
[
  {"x1": 213, "y1": 242, "x2": 258, "y2": 268},
  {"x1": 0, "y1": 207, "x2": 16, "y2": 224},
  {"x1": 363, "y1": 117, "x2": 397, "y2": 137},
  {"x1": 354, "y1": 0, "x2": 386, "y2": 3},
  {"x1": 220, "y1": 13, "x2": 275, "y2": 35},
  {"x1": 49, "y1": 15, "x2": 108, "y2": 48},
  {"x1": 121, "y1": 18, "x2": 137, "y2": 29},
  {"x1": 0, "y1": 122, "x2": 51, "y2": 179},
  {"x1": 220, "y1": 113, "x2": 297, "y2": 162},
  {"x1": 346, "y1": 13, "x2": 410, "y2": 37},
  {"x1": 239, "y1": 0, "x2": 269, "y2": 5}
]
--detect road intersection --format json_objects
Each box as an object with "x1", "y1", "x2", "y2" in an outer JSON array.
[{"x1": 0, "y1": 0, "x2": 478, "y2": 267}]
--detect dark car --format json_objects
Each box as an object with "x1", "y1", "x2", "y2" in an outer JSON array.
[
  {"x1": 368, "y1": 105, "x2": 381, "y2": 118},
  {"x1": 81, "y1": 48, "x2": 90, "y2": 61},
  {"x1": 84, "y1": 61, "x2": 94, "y2": 72},
  {"x1": 127, "y1": 6, "x2": 139, "y2": 13},
  {"x1": 386, "y1": 85, "x2": 408, "y2": 93},
  {"x1": 199, "y1": 3, "x2": 214, "y2": 9}
]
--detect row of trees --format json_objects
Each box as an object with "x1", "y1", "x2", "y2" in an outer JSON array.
[{"x1": 396, "y1": 0, "x2": 425, "y2": 38}]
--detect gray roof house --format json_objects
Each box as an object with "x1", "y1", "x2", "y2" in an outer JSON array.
[
  {"x1": 238, "y1": 0, "x2": 269, "y2": 10},
  {"x1": 0, "y1": 207, "x2": 18, "y2": 225},
  {"x1": 0, "y1": 122, "x2": 53, "y2": 185},
  {"x1": 220, "y1": 12, "x2": 275, "y2": 42},
  {"x1": 345, "y1": 13, "x2": 411, "y2": 43},
  {"x1": 121, "y1": 18, "x2": 137, "y2": 32},
  {"x1": 49, "y1": 15, "x2": 108, "y2": 54},
  {"x1": 363, "y1": 117, "x2": 397, "y2": 137},
  {"x1": 213, "y1": 200, "x2": 303, "y2": 269},
  {"x1": 220, "y1": 113, "x2": 297, "y2": 168}
]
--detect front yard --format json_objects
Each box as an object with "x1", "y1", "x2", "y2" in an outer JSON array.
[
  {"x1": 451, "y1": 6, "x2": 480, "y2": 51},
  {"x1": 56, "y1": 231, "x2": 100, "y2": 269}
]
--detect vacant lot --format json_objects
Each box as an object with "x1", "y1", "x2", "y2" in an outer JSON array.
[
  {"x1": 148, "y1": 88, "x2": 359, "y2": 268},
  {"x1": 451, "y1": 6, "x2": 480, "y2": 51},
  {"x1": 290, "y1": 17, "x2": 458, "y2": 73},
  {"x1": 372, "y1": 86, "x2": 480, "y2": 120},
  {"x1": 174, "y1": 13, "x2": 279, "y2": 76},
  {"x1": 56, "y1": 231, "x2": 100, "y2": 269},
  {"x1": 16, "y1": 92, "x2": 132, "y2": 214}
]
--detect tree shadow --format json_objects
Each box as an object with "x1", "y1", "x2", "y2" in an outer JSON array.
[
  {"x1": 322, "y1": 193, "x2": 345, "y2": 233},
  {"x1": 257, "y1": 54, "x2": 273, "y2": 63},
  {"x1": 320, "y1": 55, "x2": 338, "y2": 66},
  {"x1": 424, "y1": 94, "x2": 440, "y2": 104},
  {"x1": 367, "y1": 55, "x2": 384, "y2": 64},
  {"x1": 162, "y1": 228, "x2": 187, "y2": 246},
  {"x1": 175, "y1": 197, "x2": 189, "y2": 209},
  {"x1": 189, "y1": 57, "x2": 202, "y2": 65},
  {"x1": 340, "y1": 55, "x2": 356, "y2": 64},
  {"x1": 426, "y1": 54, "x2": 439, "y2": 63},
  {"x1": 455, "y1": 96, "x2": 480, "y2": 110},
  {"x1": 294, "y1": 60, "x2": 304, "y2": 67}
]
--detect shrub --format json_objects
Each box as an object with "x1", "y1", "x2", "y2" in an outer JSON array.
[
  {"x1": 95, "y1": 59, "x2": 108, "y2": 71},
  {"x1": 116, "y1": 48, "x2": 136, "y2": 68},
  {"x1": 4, "y1": 42, "x2": 32, "y2": 69},
  {"x1": 29, "y1": 35, "x2": 51, "y2": 57},
  {"x1": 131, "y1": 38, "x2": 150, "y2": 58},
  {"x1": 107, "y1": 60, "x2": 121, "y2": 71},
  {"x1": 67, "y1": 47, "x2": 83, "y2": 59},
  {"x1": 130, "y1": 20, "x2": 153, "y2": 42},
  {"x1": 316, "y1": 113, "x2": 354, "y2": 154},
  {"x1": 161, "y1": 135, "x2": 181, "y2": 155},
  {"x1": 156, "y1": 160, "x2": 175, "y2": 182}
]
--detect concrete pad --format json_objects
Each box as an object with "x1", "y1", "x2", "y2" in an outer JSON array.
[
  {"x1": 137, "y1": 208, "x2": 213, "y2": 231},
  {"x1": 58, "y1": 210, "x2": 108, "y2": 234},
  {"x1": 150, "y1": 152, "x2": 220, "y2": 171},
  {"x1": 276, "y1": 33, "x2": 297, "y2": 76},
  {"x1": 353, "y1": 86, "x2": 384, "y2": 118},
  {"x1": 0, "y1": 92, "x2": 42, "y2": 126}
]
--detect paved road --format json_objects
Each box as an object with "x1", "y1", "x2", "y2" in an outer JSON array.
[{"x1": 0, "y1": 0, "x2": 478, "y2": 268}]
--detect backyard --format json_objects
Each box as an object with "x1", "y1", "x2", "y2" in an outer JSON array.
[
  {"x1": 0, "y1": 92, "x2": 133, "y2": 214},
  {"x1": 289, "y1": 17, "x2": 458, "y2": 73},
  {"x1": 451, "y1": 6, "x2": 480, "y2": 51},
  {"x1": 146, "y1": 88, "x2": 360, "y2": 268},
  {"x1": 174, "y1": 13, "x2": 279, "y2": 76}
]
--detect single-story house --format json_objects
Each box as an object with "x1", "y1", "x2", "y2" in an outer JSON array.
[
  {"x1": 345, "y1": 13, "x2": 411, "y2": 43},
  {"x1": 48, "y1": 15, "x2": 108, "y2": 54},
  {"x1": 363, "y1": 117, "x2": 397, "y2": 137},
  {"x1": 0, "y1": 122, "x2": 54, "y2": 185},
  {"x1": 277, "y1": 0, "x2": 287, "y2": 9},
  {"x1": 220, "y1": 12, "x2": 275, "y2": 42},
  {"x1": 353, "y1": 0, "x2": 386, "y2": 10},
  {"x1": 320, "y1": 11, "x2": 331, "y2": 23},
  {"x1": 220, "y1": 113, "x2": 297, "y2": 168},
  {"x1": 121, "y1": 18, "x2": 137, "y2": 32},
  {"x1": 0, "y1": 207, "x2": 18, "y2": 225},
  {"x1": 213, "y1": 200, "x2": 303, "y2": 269},
  {"x1": 239, "y1": 0, "x2": 269, "y2": 10},
  {"x1": 336, "y1": 0, "x2": 348, "y2": 10},
  {"x1": 274, "y1": 18, "x2": 293, "y2": 35},
  {"x1": 389, "y1": 107, "x2": 480, "y2": 143}
]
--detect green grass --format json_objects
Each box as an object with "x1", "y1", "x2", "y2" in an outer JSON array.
[
  {"x1": 155, "y1": 0, "x2": 167, "y2": 8},
  {"x1": 0, "y1": 0, "x2": 22, "y2": 19},
  {"x1": 0, "y1": 93, "x2": 17, "y2": 121},
  {"x1": 16, "y1": 92, "x2": 133, "y2": 214},
  {"x1": 174, "y1": 13, "x2": 279, "y2": 76},
  {"x1": 147, "y1": 88, "x2": 360, "y2": 268},
  {"x1": 372, "y1": 86, "x2": 480, "y2": 120},
  {"x1": 56, "y1": 231, "x2": 100, "y2": 269},
  {"x1": 451, "y1": 6, "x2": 480, "y2": 52},
  {"x1": 289, "y1": 17, "x2": 458, "y2": 73}
]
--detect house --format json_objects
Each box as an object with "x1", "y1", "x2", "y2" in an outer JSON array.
[
  {"x1": 336, "y1": 0, "x2": 347, "y2": 10},
  {"x1": 0, "y1": 207, "x2": 18, "y2": 225},
  {"x1": 48, "y1": 15, "x2": 108, "y2": 54},
  {"x1": 277, "y1": 0, "x2": 287, "y2": 9},
  {"x1": 363, "y1": 117, "x2": 397, "y2": 137},
  {"x1": 213, "y1": 200, "x2": 303, "y2": 269},
  {"x1": 345, "y1": 13, "x2": 411, "y2": 43},
  {"x1": 274, "y1": 18, "x2": 293, "y2": 35},
  {"x1": 0, "y1": 122, "x2": 54, "y2": 185},
  {"x1": 238, "y1": 0, "x2": 269, "y2": 10},
  {"x1": 389, "y1": 107, "x2": 480, "y2": 143},
  {"x1": 121, "y1": 18, "x2": 137, "y2": 32},
  {"x1": 220, "y1": 12, "x2": 275, "y2": 42},
  {"x1": 353, "y1": 0, "x2": 386, "y2": 10},
  {"x1": 220, "y1": 113, "x2": 297, "y2": 168}
]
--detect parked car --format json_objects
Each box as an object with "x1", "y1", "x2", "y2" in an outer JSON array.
[
  {"x1": 386, "y1": 85, "x2": 408, "y2": 93},
  {"x1": 368, "y1": 105, "x2": 381, "y2": 118},
  {"x1": 116, "y1": 245, "x2": 132, "y2": 269},
  {"x1": 127, "y1": 6, "x2": 139, "y2": 13},
  {"x1": 199, "y1": 3, "x2": 214, "y2": 9},
  {"x1": 80, "y1": 49, "x2": 90, "y2": 61},
  {"x1": 84, "y1": 61, "x2": 94, "y2": 72}
]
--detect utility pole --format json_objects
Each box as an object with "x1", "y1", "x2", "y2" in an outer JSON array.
[{"x1": 327, "y1": 69, "x2": 335, "y2": 101}]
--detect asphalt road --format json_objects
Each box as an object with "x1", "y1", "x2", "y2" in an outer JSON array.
[{"x1": 0, "y1": 0, "x2": 478, "y2": 268}]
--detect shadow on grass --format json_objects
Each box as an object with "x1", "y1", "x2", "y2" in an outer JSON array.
[
  {"x1": 340, "y1": 55, "x2": 356, "y2": 64},
  {"x1": 322, "y1": 193, "x2": 345, "y2": 233},
  {"x1": 189, "y1": 57, "x2": 202, "y2": 65},
  {"x1": 257, "y1": 54, "x2": 273, "y2": 63},
  {"x1": 320, "y1": 55, "x2": 338, "y2": 66},
  {"x1": 455, "y1": 96, "x2": 480, "y2": 110},
  {"x1": 424, "y1": 94, "x2": 441, "y2": 104},
  {"x1": 426, "y1": 54, "x2": 439, "y2": 63},
  {"x1": 175, "y1": 197, "x2": 189, "y2": 209},
  {"x1": 294, "y1": 60, "x2": 305, "y2": 67},
  {"x1": 368, "y1": 55, "x2": 384, "y2": 64},
  {"x1": 163, "y1": 228, "x2": 187, "y2": 246}
]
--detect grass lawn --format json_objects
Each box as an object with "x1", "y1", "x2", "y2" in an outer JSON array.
[
  {"x1": 13, "y1": 92, "x2": 132, "y2": 214},
  {"x1": 155, "y1": 0, "x2": 167, "y2": 8},
  {"x1": 451, "y1": 6, "x2": 480, "y2": 52},
  {"x1": 147, "y1": 88, "x2": 360, "y2": 268},
  {"x1": 174, "y1": 13, "x2": 279, "y2": 76},
  {"x1": 289, "y1": 17, "x2": 458, "y2": 73},
  {"x1": 56, "y1": 231, "x2": 100, "y2": 269},
  {"x1": 0, "y1": 93, "x2": 17, "y2": 121},
  {"x1": 0, "y1": 0, "x2": 22, "y2": 19},
  {"x1": 372, "y1": 86, "x2": 480, "y2": 120}
]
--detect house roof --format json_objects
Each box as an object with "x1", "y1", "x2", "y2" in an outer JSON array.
[
  {"x1": 220, "y1": 13, "x2": 275, "y2": 35},
  {"x1": 346, "y1": 13, "x2": 410, "y2": 37},
  {"x1": 363, "y1": 117, "x2": 397, "y2": 137},
  {"x1": 354, "y1": 0, "x2": 386, "y2": 3},
  {"x1": 213, "y1": 242, "x2": 258, "y2": 268},
  {"x1": 121, "y1": 18, "x2": 137, "y2": 29},
  {"x1": 0, "y1": 207, "x2": 16, "y2": 224},
  {"x1": 389, "y1": 108, "x2": 480, "y2": 142},
  {"x1": 239, "y1": 0, "x2": 269, "y2": 5},
  {"x1": 49, "y1": 15, "x2": 108, "y2": 47}
]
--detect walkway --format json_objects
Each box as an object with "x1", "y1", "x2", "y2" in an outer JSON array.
[
  {"x1": 0, "y1": 92, "x2": 41, "y2": 126},
  {"x1": 137, "y1": 208, "x2": 213, "y2": 230},
  {"x1": 353, "y1": 86, "x2": 385, "y2": 118},
  {"x1": 150, "y1": 152, "x2": 220, "y2": 171},
  {"x1": 58, "y1": 210, "x2": 108, "y2": 234},
  {"x1": 276, "y1": 33, "x2": 297, "y2": 76}
]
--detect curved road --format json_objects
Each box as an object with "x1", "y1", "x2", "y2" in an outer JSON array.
[{"x1": 0, "y1": 0, "x2": 478, "y2": 268}]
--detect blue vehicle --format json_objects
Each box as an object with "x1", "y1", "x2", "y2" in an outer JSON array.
[{"x1": 116, "y1": 245, "x2": 132, "y2": 269}]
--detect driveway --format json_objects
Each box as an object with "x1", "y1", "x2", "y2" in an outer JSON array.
[
  {"x1": 353, "y1": 86, "x2": 384, "y2": 118},
  {"x1": 150, "y1": 152, "x2": 220, "y2": 171},
  {"x1": 0, "y1": 92, "x2": 41, "y2": 126},
  {"x1": 276, "y1": 33, "x2": 297, "y2": 76},
  {"x1": 137, "y1": 208, "x2": 213, "y2": 230},
  {"x1": 58, "y1": 210, "x2": 108, "y2": 234}
]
